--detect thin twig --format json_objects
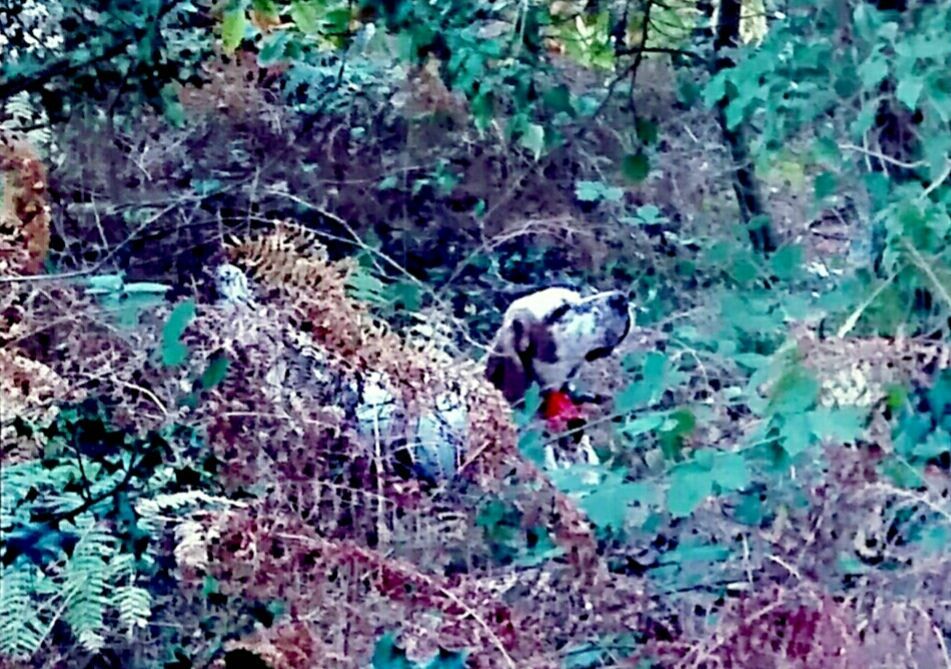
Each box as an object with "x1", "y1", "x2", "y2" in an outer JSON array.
[
  {"x1": 835, "y1": 269, "x2": 900, "y2": 338},
  {"x1": 838, "y1": 142, "x2": 925, "y2": 169}
]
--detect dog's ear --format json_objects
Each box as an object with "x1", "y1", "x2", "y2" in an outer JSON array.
[
  {"x1": 485, "y1": 311, "x2": 534, "y2": 404},
  {"x1": 485, "y1": 351, "x2": 529, "y2": 404}
]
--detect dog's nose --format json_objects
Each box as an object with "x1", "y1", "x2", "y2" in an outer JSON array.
[{"x1": 608, "y1": 292, "x2": 628, "y2": 312}]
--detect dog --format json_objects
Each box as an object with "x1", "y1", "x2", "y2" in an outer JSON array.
[
  {"x1": 212, "y1": 265, "x2": 632, "y2": 478},
  {"x1": 359, "y1": 286, "x2": 632, "y2": 479},
  {"x1": 484, "y1": 287, "x2": 632, "y2": 407}
]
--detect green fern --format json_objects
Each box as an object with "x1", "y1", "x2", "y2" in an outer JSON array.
[
  {"x1": 0, "y1": 564, "x2": 45, "y2": 658},
  {"x1": 110, "y1": 554, "x2": 152, "y2": 638},
  {"x1": 62, "y1": 515, "x2": 114, "y2": 653}
]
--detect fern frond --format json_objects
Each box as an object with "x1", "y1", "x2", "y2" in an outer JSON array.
[
  {"x1": 0, "y1": 563, "x2": 45, "y2": 658},
  {"x1": 62, "y1": 516, "x2": 115, "y2": 653},
  {"x1": 114, "y1": 585, "x2": 152, "y2": 637}
]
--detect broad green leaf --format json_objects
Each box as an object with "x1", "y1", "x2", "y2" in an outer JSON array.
[
  {"x1": 780, "y1": 412, "x2": 812, "y2": 456},
  {"x1": 325, "y1": 8, "x2": 352, "y2": 35},
  {"x1": 519, "y1": 123, "x2": 546, "y2": 160},
  {"x1": 769, "y1": 244, "x2": 802, "y2": 280},
  {"x1": 769, "y1": 368, "x2": 819, "y2": 415},
  {"x1": 515, "y1": 384, "x2": 543, "y2": 427},
  {"x1": 621, "y1": 153, "x2": 650, "y2": 183},
  {"x1": 575, "y1": 180, "x2": 603, "y2": 202},
  {"x1": 614, "y1": 383, "x2": 641, "y2": 413},
  {"x1": 252, "y1": 0, "x2": 279, "y2": 14},
  {"x1": 814, "y1": 172, "x2": 838, "y2": 200},
  {"x1": 258, "y1": 31, "x2": 289, "y2": 66},
  {"x1": 221, "y1": 9, "x2": 246, "y2": 54},
  {"x1": 581, "y1": 479, "x2": 659, "y2": 529},
  {"x1": 372, "y1": 632, "x2": 414, "y2": 669},
  {"x1": 919, "y1": 521, "x2": 950, "y2": 555},
  {"x1": 161, "y1": 300, "x2": 196, "y2": 367},
  {"x1": 659, "y1": 408, "x2": 695, "y2": 460},
  {"x1": 733, "y1": 492, "x2": 764, "y2": 526},
  {"x1": 200, "y1": 351, "x2": 230, "y2": 390},
  {"x1": 724, "y1": 98, "x2": 747, "y2": 130},
  {"x1": 635, "y1": 117, "x2": 659, "y2": 145},
  {"x1": 386, "y1": 281, "x2": 422, "y2": 311},
  {"x1": 666, "y1": 465, "x2": 713, "y2": 518},
  {"x1": 544, "y1": 84, "x2": 572, "y2": 114},
  {"x1": 160, "y1": 83, "x2": 186, "y2": 128},
  {"x1": 896, "y1": 76, "x2": 924, "y2": 110},
  {"x1": 712, "y1": 452, "x2": 750, "y2": 491},
  {"x1": 851, "y1": 100, "x2": 878, "y2": 137},
  {"x1": 290, "y1": 0, "x2": 320, "y2": 34},
  {"x1": 912, "y1": 430, "x2": 951, "y2": 459},
  {"x1": 879, "y1": 455, "x2": 924, "y2": 488},
  {"x1": 601, "y1": 185, "x2": 624, "y2": 201},
  {"x1": 703, "y1": 71, "x2": 728, "y2": 108},
  {"x1": 548, "y1": 463, "x2": 602, "y2": 494},
  {"x1": 621, "y1": 412, "x2": 665, "y2": 437},
  {"x1": 87, "y1": 274, "x2": 124, "y2": 294},
  {"x1": 858, "y1": 53, "x2": 888, "y2": 90},
  {"x1": 813, "y1": 136, "x2": 842, "y2": 166},
  {"x1": 808, "y1": 406, "x2": 866, "y2": 443}
]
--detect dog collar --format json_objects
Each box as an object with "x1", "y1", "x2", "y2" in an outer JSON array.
[{"x1": 542, "y1": 389, "x2": 584, "y2": 430}]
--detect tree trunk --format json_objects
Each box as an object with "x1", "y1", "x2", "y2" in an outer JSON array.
[{"x1": 712, "y1": 0, "x2": 778, "y2": 255}]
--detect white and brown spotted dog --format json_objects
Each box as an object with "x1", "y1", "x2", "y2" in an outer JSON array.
[
  {"x1": 485, "y1": 287, "x2": 631, "y2": 406},
  {"x1": 212, "y1": 266, "x2": 632, "y2": 477}
]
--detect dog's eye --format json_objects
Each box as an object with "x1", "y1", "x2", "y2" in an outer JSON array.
[{"x1": 546, "y1": 303, "x2": 572, "y2": 323}]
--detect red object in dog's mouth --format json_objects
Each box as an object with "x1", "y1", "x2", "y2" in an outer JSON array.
[{"x1": 542, "y1": 390, "x2": 584, "y2": 430}]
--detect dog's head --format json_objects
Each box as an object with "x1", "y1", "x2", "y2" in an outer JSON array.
[{"x1": 485, "y1": 287, "x2": 631, "y2": 404}]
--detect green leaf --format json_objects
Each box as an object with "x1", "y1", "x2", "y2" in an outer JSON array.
[
  {"x1": 780, "y1": 412, "x2": 812, "y2": 456},
  {"x1": 372, "y1": 632, "x2": 414, "y2": 669},
  {"x1": 635, "y1": 117, "x2": 659, "y2": 145},
  {"x1": 514, "y1": 384, "x2": 543, "y2": 427},
  {"x1": 581, "y1": 480, "x2": 658, "y2": 529},
  {"x1": 161, "y1": 300, "x2": 196, "y2": 367},
  {"x1": 87, "y1": 274, "x2": 124, "y2": 294},
  {"x1": 769, "y1": 244, "x2": 802, "y2": 280},
  {"x1": 324, "y1": 7, "x2": 352, "y2": 34},
  {"x1": 384, "y1": 281, "x2": 421, "y2": 312},
  {"x1": 912, "y1": 430, "x2": 951, "y2": 460},
  {"x1": 769, "y1": 368, "x2": 819, "y2": 415},
  {"x1": 659, "y1": 408, "x2": 695, "y2": 460},
  {"x1": 200, "y1": 351, "x2": 230, "y2": 390},
  {"x1": 879, "y1": 455, "x2": 924, "y2": 488},
  {"x1": 519, "y1": 123, "x2": 546, "y2": 160},
  {"x1": 258, "y1": 31, "x2": 289, "y2": 66},
  {"x1": 252, "y1": 0, "x2": 278, "y2": 15},
  {"x1": 666, "y1": 464, "x2": 713, "y2": 518},
  {"x1": 290, "y1": 0, "x2": 320, "y2": 34},
  {"x1": 814, "y1": 171, "x2": 838, "y2": 200},
  {"x1": 575, "y1": 180, "x2": 603, "y2": 202},
  {"x1": 733, "y1": 492, "x2": 764, "y2": 526},
  {"x1": 621, "y1": 412, "x2": 665, "y2": 437},
  {"x1": 160, "y1": 83, "x2": 186, "y2": 128},
  {"x1": 544, "y1": 84, "x2": 573, "y2": 114},
  {"x1": 808, "y1": 406, "x2": 866, "y2": 443},
  {"x1": 896, "y1": 76, "x2": 924, "y2": 110},
  {"x1": 703, "y1": 71, "x2": 728, "y2": 108},
  {"x1": 711, "y1": 452, "x2": 750, "y2": 491},
  {"x1": 858, "y1": 53, "x2": 888, "y2": 90},
  {"x1": 621, "y1": 153, "x2": 650, "y2": 183},
  {"x1": 221, "y1": 9, "x2": 246, "y2": 54}
]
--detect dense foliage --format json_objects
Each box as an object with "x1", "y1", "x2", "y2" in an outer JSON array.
[{"x1": 2, "y1": 0, "x2": 951, "y2": 667}]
